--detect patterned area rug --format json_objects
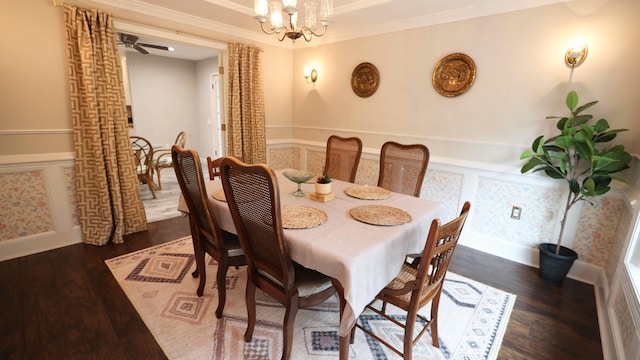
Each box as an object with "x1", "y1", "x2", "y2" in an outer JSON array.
[{"x1": 106, "y1": 238, "x2": 516, "y2": 360}]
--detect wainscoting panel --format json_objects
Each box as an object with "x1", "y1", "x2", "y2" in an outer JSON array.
[
  {"x1": 0, "y1": 153, "x2": 81, "y2": 261},
  {"x1": 267, "y1": 141, "x2": 633, "y2": 286}
]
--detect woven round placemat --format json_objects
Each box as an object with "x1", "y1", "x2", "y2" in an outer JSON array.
[
  {"x1": 350, "y1": 205, "x2": 411, "y2": 226},
  {"x1": 282, "y1": 205, "x2": 327, "y2": 229},
  {"x1": 344, "y1": 186, "x2": 392, "y2": 200},
  {"x1": 211, "y1": 189, "x2": 226, "y2": 202}
]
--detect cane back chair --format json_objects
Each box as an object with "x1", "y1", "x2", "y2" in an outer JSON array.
[
  {"x1": 171, "y1": 145, "x2": 246, "y2": 318},
  {"x1": 377, "y1": 141, "x2": 430, "y2": 197},
  {"x1": 324, "y1": 135, "x2": 363, "y2": 183},
  {"x1": 356, "y1": 202, "x2": 471, "y2": 359},
  {"x1": 130, "y1": 135, "x2": 157, "y2": 199},
  {"x1": 220, "y1": 156, "x2": 336, "y2": 360}
]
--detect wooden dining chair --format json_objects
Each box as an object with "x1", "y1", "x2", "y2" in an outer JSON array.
[
  {"x1": 130, "y1": 135, "x2": 157, "y2": 199},
  {"x1": 355, "y1": 201, "x2": 471, "y2": 359},
  {"x1": 171, "y1": 145, "x2": 246, "y2": 318},
  {"x1": 153, "y1": 130, "x2": 186, "y2": 189},
  {"x1": 220, "y1": 156, "x2": 336, "y2": 360},
  {"x1": 207, "y1": 155, "x2": 243, "y2": 180},
  {"x1": 324, "y1": 135, "x2": 363, "y2": 183},
  {"x1": 377, "y1": 141, "x2": 430, "y2": 197}
]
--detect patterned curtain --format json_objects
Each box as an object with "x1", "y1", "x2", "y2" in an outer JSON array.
[
  {"x1": 64, "y1": 4, "x2": 147, "y2": 245},
  {"x1": 227, "y1": 43, "x2": 267, "y2": 164}
]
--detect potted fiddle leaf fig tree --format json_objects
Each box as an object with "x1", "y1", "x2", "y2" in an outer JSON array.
[{"x1": 520, "y1": 90, "x2": 632, "y2": 285}]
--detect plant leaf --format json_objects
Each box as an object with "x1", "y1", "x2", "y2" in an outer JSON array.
[
  {"x1": 574, "y1": 100, "x2": 598, "y2": 115},
  {"x1": 572, "y1": 114, "x2": 592, "y2": 126},
  {"x1": 556, "y1": 117, "x2": 569, "y2": 130},
  {"x1": 583, "y1": 177, "x2": 595, "y2": 196},
  {"x1": 556, "y1": 135, "x2": 574, "y2": 148},
  {"x1": 521, "y1": 158, "x2": 545, "y2": 173},
  {"x1": 520, "y1": 150, "x2": 533, "y2": 160},
  {"x1": 594, "y1": 119, "x2": 610, "y2": 132},
  {"x1": 569, "y1": 178, "x2": 580, "y2": 193},
  {"x1": 566, "y1": 90, "x2": 578, "y2": 111},
  {"x1": 532, "y1": 135, "x2": 544, "y2": 154}
]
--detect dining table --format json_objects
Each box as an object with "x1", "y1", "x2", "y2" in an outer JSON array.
[{"x1": 177, "y1": 168, "x2": 445, "y2": 359}]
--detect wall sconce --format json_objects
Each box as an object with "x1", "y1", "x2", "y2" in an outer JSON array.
[
  {"x1": 304, "y1": 68, "x2": 318, "y2": 87},
  {"x1": 565, "y1": 43, "x2": 588, "y2": 68}
]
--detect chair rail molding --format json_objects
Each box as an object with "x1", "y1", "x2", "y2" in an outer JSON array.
[
  {"x1": 0, "y1": 152, "x2": 75, "y2": 166},
  {"x1": 0, "y1": 129, "x2": 73, "y2": 135}
]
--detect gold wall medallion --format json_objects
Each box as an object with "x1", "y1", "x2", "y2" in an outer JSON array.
[
  {"x1": 351, "y1": 62, "x2": 380, "y2": 98},
  {"x1": 432, "y1": 53, "x2": 476, "y2": 97}
]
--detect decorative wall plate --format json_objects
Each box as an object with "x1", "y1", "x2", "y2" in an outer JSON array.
[
  {"x1": 351, "y1": 62, "x2": 380, "y2": 98},
  {"x1": 432, "y1": 53, "x2": 476, "y2": 97}
]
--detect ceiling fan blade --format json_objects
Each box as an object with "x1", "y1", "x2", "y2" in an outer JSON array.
[
  {"x1": 133, "y1": 44, "x2": 149, "y2": 54},
  {"x1": 138, "y1": 43, "x2": 172, "y2": 51}
]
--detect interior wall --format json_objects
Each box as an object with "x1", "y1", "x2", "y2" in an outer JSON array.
[
  {"x1": 291, "y1": 0, "x2": 640, "y2": 167},
  {"x1": 125, "y1": 52, "x2": 199, "y2": 152},
  {"x1": 0, "y1": 0, "x2": 72, "y2": 155},
  {"x1": 195, "y1": 57, "x2": 219, "y2": 159}
]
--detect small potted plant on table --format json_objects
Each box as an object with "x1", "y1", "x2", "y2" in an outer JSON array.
[
  {"x1": 520, "y1": 90, "x2": 632, "y2": 285},
  {"x1": 315, "y1": 174, "x2": 332, "y2": 195}
]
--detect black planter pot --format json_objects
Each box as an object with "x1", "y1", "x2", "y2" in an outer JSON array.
[{"x1": 538, "y1": 243, "x2": 579, "y2": 285}]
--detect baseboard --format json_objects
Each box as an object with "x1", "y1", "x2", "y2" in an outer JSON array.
[
  {"x1": 460, "y1": 231, "x2": 601, "y2": 285},
  {"x1": 0, "y1": 227, "x2": 83, "y2": 262},
  {"x1": 596, "y1": 286, "x2": 618, "y2": 360}
]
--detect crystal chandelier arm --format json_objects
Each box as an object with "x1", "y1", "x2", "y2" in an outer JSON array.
[
  {"x1": 300, "y1": 25, "x2": 328, "y2": 41},
  {"x1": 259, "y1": 21, "x2": 287, "y2": 36}
]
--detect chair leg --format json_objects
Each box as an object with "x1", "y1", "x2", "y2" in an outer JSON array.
[
  {"x1": 194, "y1": 248, "x2": 206, "y2": 297},
  {"x1": 156, "y1": 167, "x2": 163, "y2": 190},
  {"x1": 147, "y1": 176, "x2": 157, "y2": 199},
  {"x1": 244, "y1": 274, "x2": 257, "y2": 342},
  {"x1": 430, "y1": 294, "x2": 442, "y2": 347},
  {"x1": 215, "y1": 260, "x2": 229, "y2": 319},
  {"x1": 281, "y1": 297, "x2": 299, "y2": 360},
  {"x1": 405, "y1": 308, "x2": 419, "y2": 360}
]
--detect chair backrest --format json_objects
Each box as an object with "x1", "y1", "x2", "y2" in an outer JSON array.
[
  {"x1": 207, "y1": 155, "x2": 244, "y2": 180},
  {"x1": 220, "y1": 157, "x2": 295, "y2": 291},
  {"x1": 130, "y1": 136, "x2": 154, "y2": 177},
  {"x1": 377, "y1": 141, "x2": 430, "y2": 197},
  {"x1": 324, "y1": 135, "x2": 363, "y2": 183},
  {"x1": 175, "y1": 131, "x2": 187, "y2": 148},
  {"x1": 172, "y1": 145, "x2": 226, "y2": 251},
  {"x1": 415, "y1": 202, "x2": 471, "y2": 304}
]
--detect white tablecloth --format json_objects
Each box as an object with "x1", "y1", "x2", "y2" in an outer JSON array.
[{"x1": 178, "y1": 169, "x2": 445, "y2": 336}]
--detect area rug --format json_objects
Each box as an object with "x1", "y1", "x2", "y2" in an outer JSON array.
[{"x1": 106, "y1": 237, "x2": 516, "y2": 360}]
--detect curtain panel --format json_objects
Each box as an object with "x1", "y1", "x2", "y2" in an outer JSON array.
[
  {"x1": 63, "y1": 4, "x2": 147, "y2": 245},
  {"x1": 226, "y1": 43, "x2": 267, "y2": 164}
]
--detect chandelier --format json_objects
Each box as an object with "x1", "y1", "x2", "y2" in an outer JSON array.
[{"x1": 253, "y1": 0, "x2": 333, "y2": 42}]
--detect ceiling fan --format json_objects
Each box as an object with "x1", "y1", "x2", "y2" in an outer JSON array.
[{"x1": 117, "y1": 33, "x2": 174, "y2": 55}]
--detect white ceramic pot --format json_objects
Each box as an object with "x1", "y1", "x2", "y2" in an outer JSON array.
[{"x1": 315, "y1": 182, "x2": 332, "y2": 195}]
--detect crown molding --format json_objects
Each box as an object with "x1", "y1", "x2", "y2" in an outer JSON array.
[
  {"x1": 90, "y1": 0, "x2": 293, "y2": 49},
  {"x1": 90, "y1": 0, "x2": 568, "y2": 49}
]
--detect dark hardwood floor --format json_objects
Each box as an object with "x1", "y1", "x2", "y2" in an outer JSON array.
[{"x1": 0, "y1": 216, "x2": 602, "y2": 359}]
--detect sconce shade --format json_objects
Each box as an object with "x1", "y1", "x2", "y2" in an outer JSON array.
[{"x1": 565, "y1": 44, "x2": 588, "y2": 67}]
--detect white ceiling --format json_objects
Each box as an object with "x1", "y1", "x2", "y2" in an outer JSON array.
[{"x1": 110, "y1": 0, "x2": 569, "y2": 60}]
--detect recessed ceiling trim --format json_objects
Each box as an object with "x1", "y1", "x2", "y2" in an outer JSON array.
[
  {"x1": 114, "y1": 20, "x2": 228, "y2": 51},
  {"x1": 202, "y1": 0, "x2": 254, "y2": 16},
  {"x1": 321, "y1": 0, "x2": 571, "y2": 45},
  {"x1": 90, "y1": 0, "x2": 293, "y2": 48},
  {"x1": 92, "y1": 0, "x2": 569, "y2": 49},
  {"x1": 333, "y1": 0, "x2": 392, "y2": 15}
]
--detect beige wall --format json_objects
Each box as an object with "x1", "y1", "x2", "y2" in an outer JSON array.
[
  {"x1": 0, "y1": 0, "x2": 293, "y2": 157},
  {"x1": 0, "y1": 0, "x2": 72, "y2": 155},
  {"x1": 291, "y1": 0, "x2": 640, "y2": 167}
]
